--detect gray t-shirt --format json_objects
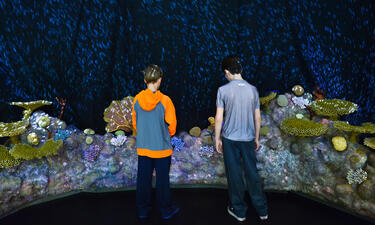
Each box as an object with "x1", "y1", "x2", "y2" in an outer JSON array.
[{"x1": 216, "y1": 79, "x2": 260, "y2": 142}]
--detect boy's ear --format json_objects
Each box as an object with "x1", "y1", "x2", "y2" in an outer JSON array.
[
  {"x1": 224, "y1": 69, "x2": 230, "y2": 76},
  {"x1": 144, "y1": 79, "x2": 147, "y2": 84}
]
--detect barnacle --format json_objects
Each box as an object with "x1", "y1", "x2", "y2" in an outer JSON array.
[{"x1": 280, "y1": 118, "x2": 328, "y2": 136}]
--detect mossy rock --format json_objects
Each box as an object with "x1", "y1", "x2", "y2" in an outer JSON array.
[
  {"x1": 260, "y1": 126, "x2": 270, "y2": 136},
  {"x1": 358, "y1": 180, "x2": 375, "y2": 200}
]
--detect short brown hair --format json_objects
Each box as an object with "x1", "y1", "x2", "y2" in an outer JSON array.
[
  {"x1": 142, "y1": 64, "x2": 163, "y2": 83},
  {"x1": 221, "y1": 55, "x2": 242, "y2": 74}
]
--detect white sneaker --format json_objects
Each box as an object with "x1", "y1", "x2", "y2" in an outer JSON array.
[
  {"x1": 227, "y1": 206, "x2": 246, "y2": 222},
  {"x1": 260, "y1": 215, "x2": 268, "y2": 220}
]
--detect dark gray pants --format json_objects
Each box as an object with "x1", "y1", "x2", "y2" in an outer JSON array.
[{"x1": 222, "y1": 137, "x2": 268, "y2": 218}]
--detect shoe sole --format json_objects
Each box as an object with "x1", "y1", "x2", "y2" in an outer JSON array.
[
  {"x1": 162, "y1": 207, "x2": 180, "y2": 220},
  {"x1": 227, "y1": 206, "x2": 246, "y2": 222}
]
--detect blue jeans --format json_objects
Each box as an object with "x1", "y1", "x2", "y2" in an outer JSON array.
[
  {"x1": 136, "y1": 155, "x2": 173, "y2": 218},
  {"x1": 222, "y1": 137, "x2": 268, "y2": 218}
]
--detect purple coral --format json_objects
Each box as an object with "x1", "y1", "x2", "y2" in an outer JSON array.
[
  {"x1": 83, "y1": 145, "x2": 101, "y2": 162},
  {"x1": 199, "y1": 145, "x2": 214, "y2": 158},
  {"x1": 171, "y1": 137, "x2": 185, "y2": 152}
]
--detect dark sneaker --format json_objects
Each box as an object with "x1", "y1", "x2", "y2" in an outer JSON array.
[
  {"x1": 161, "y1": 206, "x2": 180, "y2": 220},
  {"x1": 227, "y1": 206, "x2": 246, "y2": 222}
]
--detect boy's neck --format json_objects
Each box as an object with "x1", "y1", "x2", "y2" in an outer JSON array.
[
  {"x1": 147, "y1": 86, "x2": 158, "y2": 93},
  {"x1": 229, "y1": 73, "x2": 243, "y2": 81}
]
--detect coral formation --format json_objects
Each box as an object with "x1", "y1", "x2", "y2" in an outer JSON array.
[
  {"x1": 309, "y1": 99, "x2": 358, "y2": 120},
  {"x1": 0, "y1": 109, "x2": 32, "y2": 138},
  {"x1": 110, "y1": 135, "x2": 127, "y2": 147},
  {"x1": 9, "y1": 139, "x2": 63, "y2": 160},
  {"x1": 277, "y1": 95, "x2": 289, "y2": 107},
  {"x1": 364, "y1": 137, "x2": 375, "y2": 150},
  {"x1": 115, "y1": 130, "x2": 125, "y2": 136},
  {"x1": 292, "y1": 96, "x2": 311, "y2": 109},
  {"x1": 10, "y1": 100, "x2": 52, "y2": 111},
  {"x1": 189, "y1": 127, "x2": 201, "y2": 137},
  {"x1": 280, "y1": 118, "x2": 328, "y2": 136},
  {"x1": 83, "y1": 145, "x2": 101, "y2": 162},
  {"x1": 171, "y1": 136, "x2": 185, "y2": 152},
  {"x1": 331, "y1": 136, "x2": 347, "y2": 151},
  {"x1": 27, "y1": 132, "x2": 40, "y2": 145},
  {"x1": 85, "y1": 136, "x2": 94, "y2": 145},
  {"x1": 84, "y1": 128, "x2": 95, "y2": 135},
  {"x1": 292, "y1": 85, "x2": 304, "y2": 96},
  {"x1": 37, "y1": 116, "x2": 50, "y2": 128},
  {"x1": 346, "y1": 168, "x2": 367, "y2": 185},
  {"x1": 0, "y1": 145, "x2": 21, "y2": 168},
  {"x1": 103, "y1": 96, "x2": 134, "y2": 134},
  {"x1": 334, "y1": 121, "x2": 375, "y2": 143},
  {"x1": 54, "y1": 129, "x2": 70, "y2": 141},
  {"x1": 260, "y1": 92, "x2": 277, "y2": 106}
]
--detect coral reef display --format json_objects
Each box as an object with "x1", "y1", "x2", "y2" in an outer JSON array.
[
  {"x1": 103, "y1": 96, "x2": 134, "y2": 133},
  {"x1": 0, "y1": 92, "x2": 375, "y2": 221}
]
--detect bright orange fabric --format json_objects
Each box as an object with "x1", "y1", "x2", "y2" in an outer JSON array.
[
  {"x1": 137, "y1": 148, "x2": 173, "y2": 158},
  {"x1": 160, "y1": 95, "x2": 177, "y2": 136},
  {"x1": 132, "y1": 95, "x2": 139, "y2": 132}
]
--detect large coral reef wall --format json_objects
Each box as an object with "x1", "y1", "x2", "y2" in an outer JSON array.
[{"x1": 1, "y1": 91, "x2": 375, "y2": 221}]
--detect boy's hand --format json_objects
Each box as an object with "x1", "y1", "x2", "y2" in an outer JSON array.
[
  {"x1": 216, "y1": 139, "x2": 223, "y2": 154},
  {"x1": 255, "y1": 139, "x2": 260, "y2": 152}
]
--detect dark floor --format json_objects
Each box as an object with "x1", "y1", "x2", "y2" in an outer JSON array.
[{"x1": 1, "y1": 188, "x2": 374, "y2": 225}]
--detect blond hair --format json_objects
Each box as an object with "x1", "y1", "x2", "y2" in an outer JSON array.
[{"x1": 143, "y1": 64, "x2": 163, "y2": 83}]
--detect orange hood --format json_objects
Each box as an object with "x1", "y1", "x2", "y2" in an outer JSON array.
[{"x1": 137, "y1": 89, "x2": 163, "y2": 111}]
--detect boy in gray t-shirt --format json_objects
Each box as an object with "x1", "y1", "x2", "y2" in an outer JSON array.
[{"x1": 215, "y1": 55, "x2": 268, "y2": 222}]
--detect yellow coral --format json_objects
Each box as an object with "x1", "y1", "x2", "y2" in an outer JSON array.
[
  {"x1": 280, "y1": 118, "x2": 328, "y2": 136},
  {"x1": 260, "y1": 92, "x2": 277, "y2": 106},
  {"x1": 0, "y1": 109, "x2": 32, "y2": 137},
  {"x1": 10, "y1": 100, "x2": 52, "y2": 111},
  {"x1": 364, "y1": 137, "x2": 375, "y2": 150},
  {"x1": 334, "y1": 121, "x2": 375, "y2": 143},
  {"x1": 9, "y1": 139, "x2": 63, "y2": 160},
  {"x1": 0, "y1": 145, "x2": 21, "y2": 168},
  {"x1": 309, "y1": 99, "x2": 358, "y2": 119},
  {"x1": 331, "y1": 136, "x2": 347, "y2": 151}
]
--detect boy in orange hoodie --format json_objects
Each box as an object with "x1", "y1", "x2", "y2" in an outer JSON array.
[{"x1": 132, "y1": 64, "x2": 179, "y2": 220}]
